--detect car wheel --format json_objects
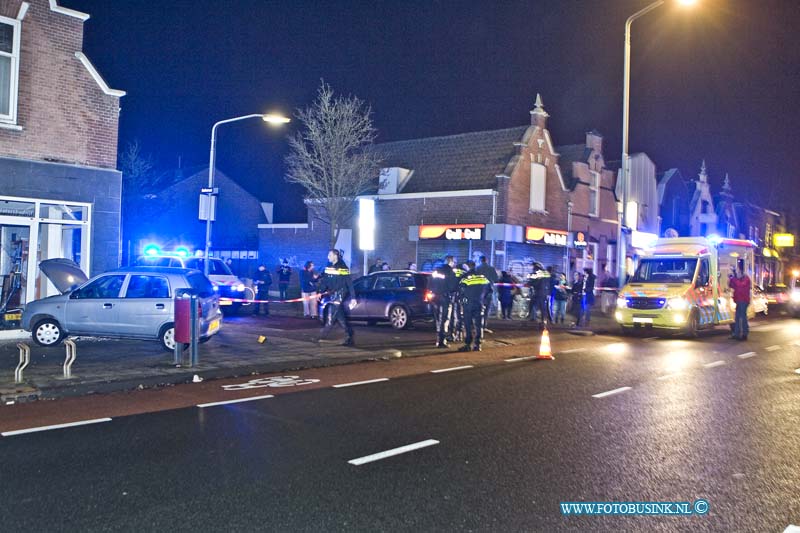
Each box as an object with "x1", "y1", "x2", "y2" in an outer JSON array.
[
  {"x1": 684, "y1": 311, "x2": 699, "y2": 338},
  {"x1": 160, "y1": 324, "x2": 188, "y2": 352},
  {"x1": 389, "y1": 305, "x2": 409, "y2": 330},
  {"x1": 32, "y1": 318, "x2": 65, "y2": 347}
]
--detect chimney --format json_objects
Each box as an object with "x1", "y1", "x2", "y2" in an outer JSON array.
[{"x1": 530, "y1": 93, "x2": 549, "y2": 129}]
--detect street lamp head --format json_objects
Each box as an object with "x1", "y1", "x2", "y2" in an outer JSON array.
[
  {"x1": 262, "y1": 113, "x2": 291, "y2": 125},
  {"x1": 676, "y1": 0, "x2": 697, "y2": 6}
]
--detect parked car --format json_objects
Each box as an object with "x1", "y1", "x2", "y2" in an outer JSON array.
[
  {"x1": 22, "y1": 259, "x2": 222, "y2": 351},
  {"x1": 761, "y1": 284, "x2": 790, "y2": 309},
  {"x1": 135, "y1": 254, "x2": 253, "y2": 314},
  {"x1": 789, "y1": 277, "x2": 800, "y2": 317},
  {"x1": 751, "y1": 286, "x2": 769, "y2": 316},
  {"x1": 318, "y1": 270, "x2": 433, "y2": 329}
]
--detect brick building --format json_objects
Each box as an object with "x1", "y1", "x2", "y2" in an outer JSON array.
[
  {"x1": 0, "y1": 0, "x2": 124, "y2": 311},
  {"x1": 259, "y1": 95, "x2": 620, "y2": 283}
]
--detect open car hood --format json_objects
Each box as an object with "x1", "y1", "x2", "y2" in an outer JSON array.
[{"x1": 39, "y1": 258, "x2": 89, "y2": 294}]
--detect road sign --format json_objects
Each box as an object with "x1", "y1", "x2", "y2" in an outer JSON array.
[{"x1": 200, "y1": 187, "x2": 219, "y2": 195}]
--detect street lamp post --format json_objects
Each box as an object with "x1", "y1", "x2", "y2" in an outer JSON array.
[
  {"x1": 617, "y1": 0, "x2": 696, "y2": 288},
  {"x1": 203, "y1": 113, "x2": 290, "y2": 276}
]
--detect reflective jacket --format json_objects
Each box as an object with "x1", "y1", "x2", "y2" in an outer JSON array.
[
  {"x1": 459, "y1": 271, "x2": 491, "y2": 306},
  {"x1": 319, "y1": 260, "x2": 355, "y2": 302},
  {"x1": 430, "y1": 264, "x2": 459, "y2": 297}
]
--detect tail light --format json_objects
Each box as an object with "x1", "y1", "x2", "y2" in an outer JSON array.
[{"x1": 424, "y1": 290, "x2": 434, "y2": 302}]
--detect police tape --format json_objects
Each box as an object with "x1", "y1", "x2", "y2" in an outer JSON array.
[{"x1": 220, "y1": 292, "x2": 330, "y2": 305}]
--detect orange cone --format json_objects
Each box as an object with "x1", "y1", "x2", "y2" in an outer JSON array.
[{"x1": 535, "y1": 328, "x2": 554, "y2": 360}]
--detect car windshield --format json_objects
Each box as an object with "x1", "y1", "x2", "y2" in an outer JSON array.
[
  {"x1": 187, "y1": 272, "x2": 215, "y2": 298},
  {"x1": 184, "y1": 258, "x2": 233, "y2": 276},
  {"x1": 632, "y1": 258, "x2": 698, "y2": 284}
]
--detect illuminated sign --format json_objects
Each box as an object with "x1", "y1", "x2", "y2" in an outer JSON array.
[
  {"x1": 419, "y1": 224, "x2": 484, "y2": 241},
  {"x1": 358, "y1": 198, "x2": 375, "y2": 250},
  {"x1": 571, "y1": 231, "x2": 588, "y2": 249},
  {"x1": 525, "y1": 226, "x2": 568, "y2": 247},
  {"x1": 773, "y1": 233, "x2": 795, "y2": 248}
]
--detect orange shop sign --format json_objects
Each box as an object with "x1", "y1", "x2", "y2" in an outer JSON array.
[
  {"x1": 418, "y1": 224, "x2": 485, "y2": 240},
  {"x1": 525, "y1": 226, "x2": 568, "y2": 247}
]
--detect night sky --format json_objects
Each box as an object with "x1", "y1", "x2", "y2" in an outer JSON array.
[{"x1": 63, "y1": 0, "x2": 800, "y2": 223}]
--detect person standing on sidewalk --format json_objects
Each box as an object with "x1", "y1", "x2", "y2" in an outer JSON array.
[
  {"x1": 277, "y1": 260, "x2": 292, "y2": 300},
  {"x1": 458, "y1": 260, "x2": 491, "y2": 352},
  {"x1": 498, "y1": 271, "x2": 514, "y2": 320},
  {"x1": 253, "y1": 264, "x2": 272, "y2": 316},
  {"x1": 729, "y1": 261, "x2": 752, "y2": 340},
  {"x1": 552, "y1": 272, "x2": 569, "y2": 324},
  {"x1": 318, "y1": 249, "x2": 356, "y2": 346},
  {"x1": 476, "y1": 256, "x2": 499, "y2": 324},
  {"x1": 570, "y1": 271, "x2": 584, "y2": 327},
  {"x1": 299, "y1": 261, "x2": 320, "y2": 318},
  {"x1": 582, "y1": 267, "x2": 597, "y2": 326},
  {"x1": 430, "y1": 255, "x2": 458, "y2": 348}
]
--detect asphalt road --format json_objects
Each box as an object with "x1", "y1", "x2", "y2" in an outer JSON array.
[{"x1": 1, "y1": 319, "x2": 799, "y2": 532}]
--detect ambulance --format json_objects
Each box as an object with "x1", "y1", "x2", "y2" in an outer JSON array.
[{"x1": 615, "y1": 236, "x2": 756, "y2": 336}]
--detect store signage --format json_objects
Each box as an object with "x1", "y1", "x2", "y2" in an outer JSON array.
[
  {"x1": 419, "y1": 224, "x2": 484, "y2": 241},
  {"x1": 773, "y1": 233, "x2": 795, "y2": 248},
  {"x1": 525, "y1": 226, "x2": 568, "y2": 247},
  {"x1": 571, "y1": 231, "x2": 588, "y2": 249}
]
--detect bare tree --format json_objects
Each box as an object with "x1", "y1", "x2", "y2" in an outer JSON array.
[
  {"x1": 286, "y1": 82, "x2": 383, "y2": 248},
  {"x1": 119, "y1": 140, "x2": 156, "y2": 195}
]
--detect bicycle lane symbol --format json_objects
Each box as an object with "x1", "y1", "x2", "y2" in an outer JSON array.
[{"x1": 222, "y1": 376, "x2": 321, "y2": 391}]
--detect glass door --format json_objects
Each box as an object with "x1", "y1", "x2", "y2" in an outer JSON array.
[{"x1": 0, "y1": 219, "x2": 30, "y2": 314}]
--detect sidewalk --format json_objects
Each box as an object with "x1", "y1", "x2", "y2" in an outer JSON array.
[{"x1": 0, "y1": 309, "x2": 620, "y2": 403}]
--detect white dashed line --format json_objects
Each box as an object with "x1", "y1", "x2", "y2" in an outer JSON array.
[
  {"x1": 333, "y1": 378, "x2": 389, "y2": 388},
  {"x1": 505, "y1": 356, "x2": 537, "y2": 362},
  {"x1": 657, "y1": 372, "x2": 684, "y2": 380},
  {"x1": 430, "y1": 365, "x2": 474, "y2": 374},
  {"x1": 592, "y1": 387, "x2": 632, "y2": 399},
  {"x1": 703, "y1": 360, "x2": 727, "y2": 368},
  {"x1": 348, "y1": 439, "x2": 439, "y2": 465},
  {"x1": 765, "y1": 345, "x2": 782, "y2": 352},
  {"x1": 2, "y1": 418, "x2": 112, "y2": 437},
  {"x1": 737, "y1": 352, "x2": 757, "y2": 359},
  {"x1": 197, "y1": 395, "x2": 274, "y2": 408}
]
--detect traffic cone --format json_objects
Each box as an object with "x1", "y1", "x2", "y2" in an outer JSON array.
[{"x1": 535, "y1": 328, "x2": 554, "y2": 360}]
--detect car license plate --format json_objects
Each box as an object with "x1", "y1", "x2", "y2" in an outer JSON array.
[
  {"x1": 4, "y1": 312, "x2": 21, "y2": 321},
  {"x1": 633, "y1": 317, "x2": 654, "y2": 324},
  {"x1": 208, "y1": 319, "x2": 220, "y2": 335}
]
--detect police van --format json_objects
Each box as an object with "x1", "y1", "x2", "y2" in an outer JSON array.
[{"x1": 615, "y1": 237, "x2": 756, "y2": 336}]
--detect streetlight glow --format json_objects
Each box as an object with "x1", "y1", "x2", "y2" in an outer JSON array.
[
  {"x1": 677, "y1": 0, "x2": 697, "y2": 6},
  {"x1": 262, "y1": 113, "x2": 291, "y2": 125}
]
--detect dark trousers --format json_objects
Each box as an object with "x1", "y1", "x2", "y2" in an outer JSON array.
[
  {"x1": 279, "y1": 283, "x2": 289, "y2": 300},
  {"x1": 321, "y1": 303, "x2": 353, "y2": 341},
  {"x1": 583, "y1": 296, "x2": 594, "y2": 325},
  {"x1": 463, "y1": 302, "x2": 484, "y2": 347},
  {"x1": 433, "y1": 298, "x2": 452, "y2": 342},
  {"x1": 448, "y1": 295, "x2": 462, "y2": 341},
  {"x1": 500, "y1": 298, "x2": 512, "y2": 319},
  {"x1": 572, "y1": 297, "x2": 583, "y2": 325},
  {"x1": 734, "y1": 302, "x2": 749, "y2": 339},
  {"x1": 535, "y1": 297, "x2": 549, "y2": 325},
  {"x1": 255, "y1": 289, "x2": 270, "y2": 315}
]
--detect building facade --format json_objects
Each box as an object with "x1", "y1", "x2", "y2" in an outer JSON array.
[
  {"x1": 657, "y1": 168, "x2": 691, "y2": 237},
  {"x1": 0, "y1": 0, "x2": 124, "y2": 314}
]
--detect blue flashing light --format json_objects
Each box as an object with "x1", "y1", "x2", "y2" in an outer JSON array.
[
  {"x1": 143, "y1": 244, "x2": 161, "y2": 256},
  {"x1": 175, "y1": 246, "x2": 191, "y2": 258},
  {"x1": 707, "y1": 234, "x2": 723, "y2": 245}
]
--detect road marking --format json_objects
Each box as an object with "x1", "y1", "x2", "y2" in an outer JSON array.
[
  {"x1": 333, "y1": 378, "x2": 389, "y2": 388},
  {"x1": 794, "y1": 368, "x2": 800, "y2": 375},
  {"x1": 559, "y1": 348, "x2": 584, "y2": 354},
  {"x1": 782, "y1": 525, "x2": 800, "y2": 533},
  {"x1": 592, "y1": 387, "x2": 632, "y2": 399},
  {"x1": 197, "y1": 395, "x2": 274, "y2": 408},
  {"x1": 703, "y1": 360, "x2": 726, "y2": 368},
  {"x1": 657, "y1": 372, "x2": 683, "y2": 380},
  {"x1": 765, "y1": 345, "x2": 782, "y2": 352},
  {"x1": 2, "y1": 418, "x2": 112, "y2": 437},
  {"x1": 737, "y1": 352, "x2": 757, "y2": 359},
  {"x1": 348, "y1": 439, "x2": 439, "y2": 466},
  {"x1": 505, "y1": 356, "x2": 537, "y2": 362},
  {"x1": 430, "y1": 365, "x2": 473, "y2": 374},
  {"x1": 222, "y1": 376, "x2": 320, "y2": 390}
]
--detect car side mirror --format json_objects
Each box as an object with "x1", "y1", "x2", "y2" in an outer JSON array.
[{"x1": 69, "y1": 289, "x2": 80, "y2": 299}]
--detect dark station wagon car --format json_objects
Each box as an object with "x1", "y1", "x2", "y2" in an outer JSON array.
[{"x1": 319, "y1": 270, "x2": 433, "y2": 329}]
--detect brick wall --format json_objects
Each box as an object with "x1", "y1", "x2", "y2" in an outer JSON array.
[{"x1": 0, "y1": 0, "x2": 121, "y2": 169}]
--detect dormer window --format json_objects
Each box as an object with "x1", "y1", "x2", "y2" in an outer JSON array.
[{"x1": 0, "y1": 16, "x2": 21, "y2": 124}]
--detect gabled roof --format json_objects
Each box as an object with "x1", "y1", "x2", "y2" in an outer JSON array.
[
  {"x1": 553, "y1": 143, "x2": 591, "y2": 188},
  {"x1": 656, "y1": 168, "x2": 687, "y2": 205},
  {"x1": 374, "y1": 126, "x2": 529, "y2": 193}
]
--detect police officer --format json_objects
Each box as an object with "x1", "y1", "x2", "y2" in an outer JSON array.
[
  {"x1": 253, "y1": 264, "x2": 272, "y2": 316},
  {"x1": 528, "y1": 262, "x2": 551, "y2": 328},
  {"x1": 430, "y1": 255, "x2": 459, "y2": 348},
  {"x1": 458, "y1": 260, "x2": 491, "y2": 352},
  {"x1": 317, "y1": 249, "x2": 356, "y2": 346},
  {"x1": 448, "y1": 260, "x2": 466, "y2": 343}
]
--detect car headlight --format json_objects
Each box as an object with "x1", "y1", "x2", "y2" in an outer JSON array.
[
  {"x1": 667, "y1": 297, "x2": 688, "y2": 311},
  {"x1": 790, "y1": 291, "x2": 800, "y2": 303},
  {"x1": 616, "y1": 297, "x2": 627, "y2": 309},
  {"x1": 236, "y1": 283, "x2": 246, "y2": 292}
]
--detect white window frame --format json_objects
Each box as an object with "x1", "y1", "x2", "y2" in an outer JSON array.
[
  {"x1": 0, "y1": 15, "x2": 21, "y2": 124},
  {"x1": 529, "y1": 162, "x2": 546, "y2": 213},
  {"x1": 589, "y1": 171, "x2": 600, "y2": 217}
]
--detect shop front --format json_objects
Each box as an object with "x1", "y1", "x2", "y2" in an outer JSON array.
[
  {"x1": 412, "y1": 224, "x2": 489, "y2": 270},
  {"x1": 503, "y1": 226, "x2": 569, "y2": 279},
  {"x1": 1, "y1": 195, "x2": 92, "y2": 326}
]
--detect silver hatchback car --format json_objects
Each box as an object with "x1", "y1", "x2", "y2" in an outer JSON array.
[{"x1": 22, "y1": 259, "x2": 222, "y2": 351}]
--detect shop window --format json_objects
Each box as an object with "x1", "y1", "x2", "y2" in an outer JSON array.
[
  {"x1": 530, "y1": 163, "x2": 546, "y2": 213},
  {"x1": 0, "y1": 17, "x2": 20, "y2": 123}
]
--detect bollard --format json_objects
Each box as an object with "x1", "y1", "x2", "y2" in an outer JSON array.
[
  {"x1": 15, "y1": 342, "x2": 30, "y2": 384},
  {"x1": 189, "y1": 293, "x2": 199, "y2": 367},
  {"x1": 63, "y1": 339, "x2": 77, "y2": 378}
]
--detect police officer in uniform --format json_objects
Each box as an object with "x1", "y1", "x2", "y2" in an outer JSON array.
[
  {"x1": 318, "y1": 249, "x2": 356, "y2": 346},
  {"x1": 430, "y1": 255, "x2": 459, "y2": 348},
  {"x1": 528, "y1": 262, "x2": 551, "y2": 329},
  {"x1": 448, "y1": 261, "x2": 466, "y2": 342},
  {"x1": 458, "y1": 260, "x2": 491, "y2": 352}
]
